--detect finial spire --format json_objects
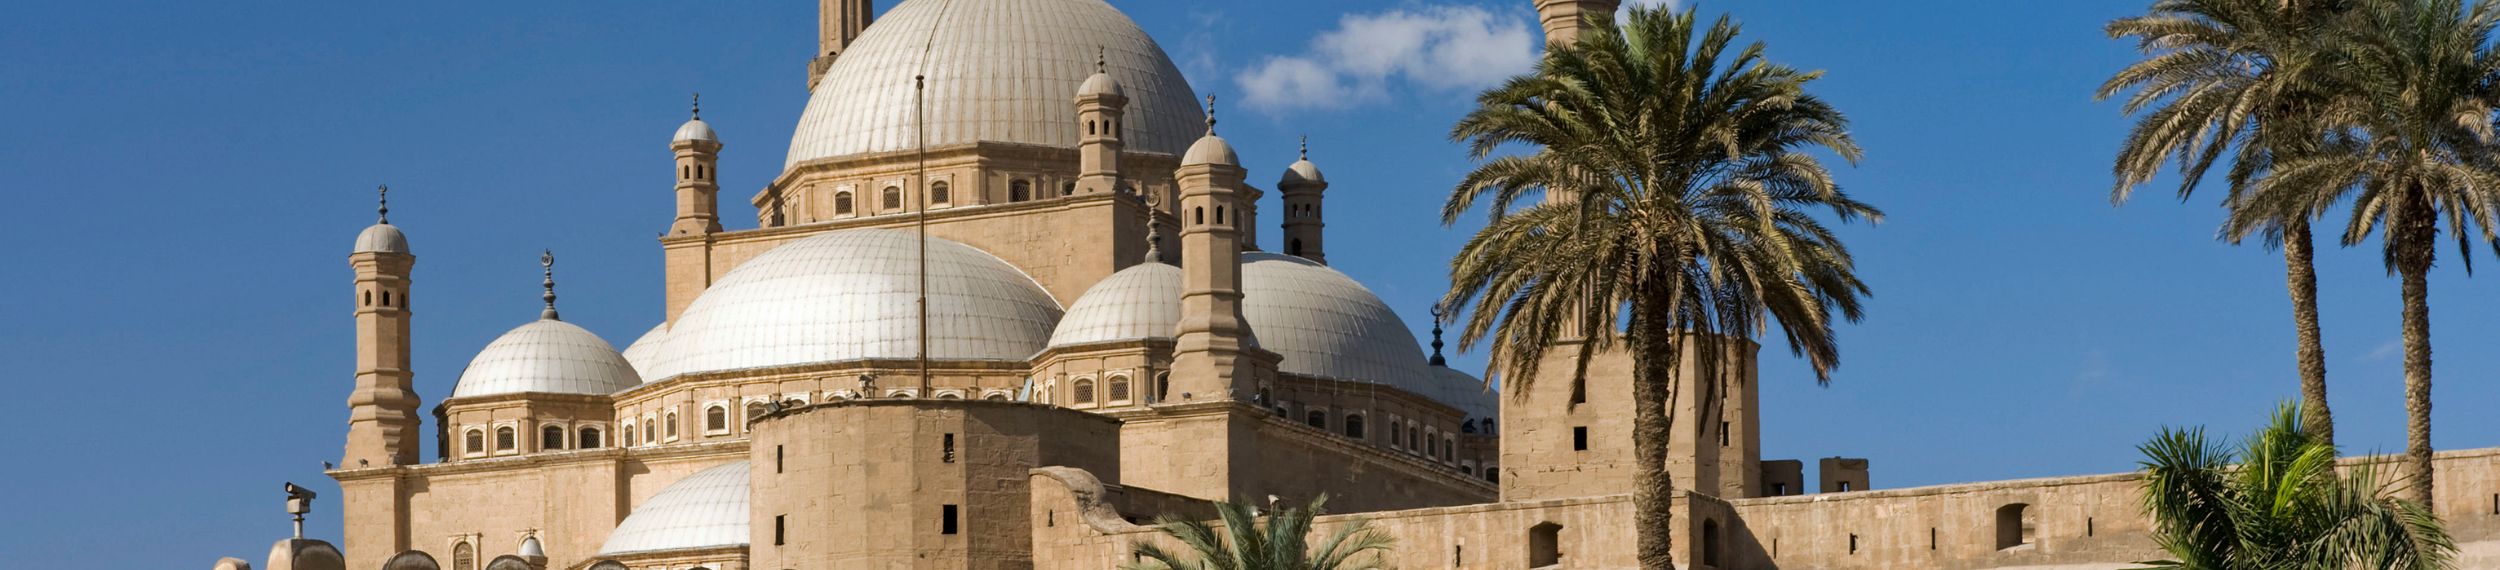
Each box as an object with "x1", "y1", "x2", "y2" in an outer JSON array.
[
  {"x1": 1428, "y1": 303, "x2": 1448, "y2": 366},
  {"x1": 1143, "y1": 214, "x2": 1165, "y2": 264},
  {"x1": 1298, "y1": 135, "x2": 1309, "y2": 161},
  {"x1": 540, "y1": 250, "x2": 560, "y2": 321},
  {"x1": 376, "y1": 184, "x2": 390, "y2": 224},
  {"x1": 690, "y1": 92, "x2": 701, "y2": 120},
  {"x1": 1096, "y1": 46, "x2": 1107, "y2": 74},
  {"x1": 1204, "y1": 94, "x2": 1218, "y2": 134}
]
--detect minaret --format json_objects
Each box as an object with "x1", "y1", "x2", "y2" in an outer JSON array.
[
  {"x1": 1278, "y1": 136, "x2": 1328, "y2": 263},
  {"x1": 1168, "y1": 96, "x2": 1257, "y2": 402},
  {"x1": 1533, "y1": 0, "x2": 1622, "y2": 44},
  {"x1": 345, "y1": 185, "x2": 421, "y2": 467},
  {"x1": 1075, "y1": 48, "x2": 1128, "y2": 195},
  {"x1": 671, "y1": 94, "x2": 723, "y2": 236},
  {"x1": 811, "y1": 0, "x2": 875, "y2": 89}
]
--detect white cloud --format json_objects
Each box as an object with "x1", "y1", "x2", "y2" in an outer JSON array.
[
  {"x1": 1235, "y1": 5, "x2": 1538, "y2": 113},
  {"x1": 2369, "y1": 338, "x2": 2402, "y2": 361}
]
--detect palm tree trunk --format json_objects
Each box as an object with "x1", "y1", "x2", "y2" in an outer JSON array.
[
  {"x1": 2284, "y1": 218, "x2": 2334, "y2": 446},
  {"x1": 2399, "y1": 257, "x2": 2435, "y2": 507},
  {"x1": 1630, "y1": 294, "x2": 1677, "y2": 570}
]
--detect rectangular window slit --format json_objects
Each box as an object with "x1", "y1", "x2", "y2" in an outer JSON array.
[
  {"x1": 1572, "y1": 426, "x2": 1589, "y2": 451},
  {"x1": 776, "y1": 445, "x2": 785, "y2": 473},
  {"x1": 943, "y1": 433, "x2": 956, "y2": 463},
  {"x1": 774, "y1": 514, "x2": 786, "y2": 546},
  {"x1": 941, "y1": 504, "x2": 960, "y2": 535}
]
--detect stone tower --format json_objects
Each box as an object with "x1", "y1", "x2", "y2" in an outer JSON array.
[
  {"x1": 811, "y1": 0, "x2": 875, "y2": 88},
  {"x1": 1533, "y1": 0, "x2": 1622, "y2": 44},
  {"x1": 1074, "y1": 49, "x2": 1127, "y2": 196},
  {"x1": 671, "y1": 94, "x2": 724, "y2": 236},
  {"x1": 1277, "y1": 137, "x2": 1327, "y2": 264},
  {"x1": 1168, "y1": 98, "x2": 1257, "y2": 403},
  {"x1": 344, "y1": 186, "x2": 421, "y2": 467}
]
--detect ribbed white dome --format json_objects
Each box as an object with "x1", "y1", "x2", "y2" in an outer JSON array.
[
  {"x1": 450, "y1": 319, "x2": 643, "y2": 398},
  {"x1": 353, "y1": 223, "x2": 408, "y2": 254},
  {"x1": 1182, "y1": 134, "x2": 1238, "y2": 167},
  {"x1": 621, "y1": 323, "x2": 667, "y2": 381},
  {"x1": 1047, "y1": 262, "x2": 1180, "y2": 348},
  {"x1": 648, "y1": 229, "x2": 1063, "y2": 380},
  {"x1": 673, "y1": 118, "x2": 717, "y2": 143},
  {"x1": 785, "y1": 0, "x2": 1204, "y2": 168},
  {"x1": 1239, "y1": 252, "x2": 1433, "y2": 394},
  {"x1": 598, "y1": 461, "x2": 748, "y2": 556},
  {"x1": 1281, "y1": 159, "x2": 1325, "y2": 185},
  {"x1": 1078, "y1": 70, "x2": 1124, "y2": 98}
]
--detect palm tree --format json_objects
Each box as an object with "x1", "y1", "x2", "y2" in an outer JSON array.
[
  {"x1": 2228, "y1": 0, "x2": 2500, "y2": 506},
  {"x1": 2136, "y1": 403, "x2": 2454, "y2": 568},
  {"x1": 2100, "y1": 0, "x2": 2361, "y2": 447},
  {"x1": 1122, "y1": 496, "x2": 1394, "y2": 570},
  {"x1": 1439, "y1": 6, "x2": 1879, "y2": 568}
]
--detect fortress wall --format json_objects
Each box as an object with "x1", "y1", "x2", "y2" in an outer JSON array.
[{"x1": 333, "y1": 444, "x2": 745, "y2": 570}]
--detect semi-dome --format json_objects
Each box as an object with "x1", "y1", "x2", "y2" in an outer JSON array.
[
  {"x1": 1239, "y1": 252, "x2": 1433, "y2": 393},
  {"x1": 647, "y1": 229, "x2": 1063, "y2": 380},
  {"x1": 1047, "y1": 262, "x2": 1180, "y2": 348},
  {"x1": 673, "y1": 118, "x2": 717, "y2": 143},
  {"x1": 786, "y1": 0, "x2": 1203, "y2": 168},
  {"x1": 621, "y1": 323, "x2": 667, "y2": 381},
  {"x1": 598, "y1": 461, "x2": 749, "y2": 556},
  {"x1": 450, "y1": 319, "x2": 643, "y2": 399},
  {"x1": 353, "y1": 223, "x2": 408, "y2": 254}
]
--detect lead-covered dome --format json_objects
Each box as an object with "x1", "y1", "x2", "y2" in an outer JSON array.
[
  {"x1": 1239, "y1": 252, "x2": 1434, "y2": 392},
  {"x1": 598, "y1": 461, "x2": 749, "y2": 556},
  {"x1": 647, "y1": 229, "x2": 1063, "y2": 380},
  {"x1": 786, "y1": 0, "x2": 1204, "y2": 168},
  {"x1": 621, "y1": 323, "x2": 668, "y2": 381},
  {"x1": 1047, "y1": 262, "x2": 1181, "y2": 348},
  {"x1": 450, "y1": 319, "x2": 643, "y2": 398}
]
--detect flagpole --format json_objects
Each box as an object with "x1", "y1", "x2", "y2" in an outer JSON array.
[{"x1": 916, "y1": 74, "x2": 932, "y2": 396}]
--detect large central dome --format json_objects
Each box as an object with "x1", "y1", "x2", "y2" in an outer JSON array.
[{"x1": 786, "y1": 0, "x2": 1206, "y2": 168}]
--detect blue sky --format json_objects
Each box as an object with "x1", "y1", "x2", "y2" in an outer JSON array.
[{"x1": 5, "y1": 0, "x2": 2498, "y2": 566}]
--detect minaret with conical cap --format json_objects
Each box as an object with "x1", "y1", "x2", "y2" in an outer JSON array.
[
  {"x1": 671, "y1": 94, "x2": 724, "y2": 236},
  {"x1": 1168, "y1": 96, "x2": 1257, "y2": 402},
  {"x1": 1076, "y1": 48, "x2": 1128, "y2": 195},
  {"x1": 1278, "y1": 136, "x2": 1328, "y2": 263},
  {"x1": 345, "y1": 185, "x2": 421, "y2": 467}
]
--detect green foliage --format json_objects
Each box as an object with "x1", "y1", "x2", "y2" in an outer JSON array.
[
  {"x1": 2135, "y1": 403, "x2": 2455, "y2": 569},
  {"x1": 1122, "y1": 496, "x2": 1395, "y2": 570}
]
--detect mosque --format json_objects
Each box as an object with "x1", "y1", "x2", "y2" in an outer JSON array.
[{"x1": 216, "y1": 1, "x2": 2500, "y2": 569}]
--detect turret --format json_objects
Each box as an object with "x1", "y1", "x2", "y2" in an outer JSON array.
[
  {"x1": 811, "y1": 0, "x2": 875, "y2": 89},
  {"x1": 345, "y1": 185, "x2": 421, "y2": 467},
  {"x1": 1075, "y1": 48, "x2": 1128, "y2": 196},
  {"x1": 1168, "y1": 96, "x2": 1257, "y2": 402},
  {"x1": 1533, "y1": 0, "x2": 1622, "y2": 45},
  {"x1": 1278, "y1": 136, "x2": 1327, "y2": 263},
  {"x1": 671, "y1": 94, "x2": 723, "y2": 236}
]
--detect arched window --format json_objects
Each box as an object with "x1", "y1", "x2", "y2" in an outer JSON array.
[
  {"x1": 464, "y1": 429, "x2": 485, "y2": 456},
  {"x1": 382, "y1": 291, "x2": 392, "y2": 306},
  {"x1": 931, "y1": 181, "x2": 951, "y2": 204},
  {"x1": 1306, "y1": 410, "x2": 1326, "y2": 429},
  {"x1": 1345, "y1": 414, "x2": 1366, "y2": 439},
  {"x1": 541, "y1": 425, "x2": 564, "y2": 451},
  {"x1": 578, "y1": 427, "x2": 602, "y2": 449},
  {"x1": 452, "y1": 541, "x2": 476, "y2": 570},
  {"x1": 664, "y1": 411, "x2": 680, "y2": 440},
  {"x1": 746, "y1": 401, "x2": 769, "y2": 426},
  {"x1": 1061, "y1": 182, "x2": 1076, "y2": 196},
  {"x1": 1996, "y1": 503, "x2": 2035, "y2": 550},
  {"x1": 697, "y1": 164, "x2": 707, "y2": 179},
  {"x1": 1215, "y1": 205, "x2": 1226, "y2": 225},
  {"x1": 1702, "y1": 519, "x2": 1722, "y2": 566},
  {"x1": 1390, "y1": 422, "x2": 1405, "y2": 449},
  {"x1": 363, "y1": 290, "x2": 372, "y2": 306},
  {"x1": 642, "y1": 419, "x2": 656, "y2": 445},
  {"x1": 1154, "y1": 372, "x2": 1171, "y2": 402},
  {"x1": 1193, "y1": 207, "x2": 1205, "y2": 225},
  {"x1": 681, "y1": 165, "x2": 690, "y2": 180},
  {"x1": 495, "y1": 427, "x2": 516, "y2": 451},
  {"x1": 1444, "y1": 436, "x2": 1456, "y2": 462},
  {"x1": 881, "y1": 186, "x2": 903, "y2": 210},
  {"x1": 1427, "y1": 431, "x2": 1438, "y2": 456},
  {"x1": 835, "y1": 191, "x2": 854, "y2": 215},
  {"x1": 1010, "y1": 180, "x2": 1032, "y2": 202},
  {"x1": 705, "y1": 405, "x2": 727, "y2": 433},
  {"x1": 621, "y1": 421, "x2": 636, "y2": 446},
  {"x1": 1073, "y1": 378, "x2": 1096, "y2": 405},
  {"x1": 1107, "y1": 375, "x2": 1131, "y2": 402},
  {"x1": 1289, "y1": 238, "x2": 1304, "y2": 257},
  {"x1": 1528, "y1": 522, "x2": 1562, "y2": 567}
]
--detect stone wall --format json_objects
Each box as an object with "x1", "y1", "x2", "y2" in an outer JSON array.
[{"x1": 330, "y1": 443, "x2": 745, "y2": 570}]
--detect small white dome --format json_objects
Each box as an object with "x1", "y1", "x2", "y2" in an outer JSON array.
[
  {"x1": 1078, "y1": 71, "x2": 1125, "y2": 98},
  {"x1": 1280, "y1": 159, "x2": 1325, "y2": 186},
  {"x1": 788, "y1": 0, "x2": 1203, "y2": 168},
  {"x1": 1182, "y1": 134, "x2": 1238, "y2": 167},
  {"x1": 598, "y1": 461, "x2": 749, "y2": 556},
  {"x1": 353, "y1": 223, "x2": 409, "y2": 254},
  {"x1": 450, "y1": 319, "x2": 643, "y2": 399},
  {"x1": 648, "y1": 229, "x2": 1064, "y2": 380},
  {"x1": 621, "y1": 323, "x2": 667, "y2": 381},
  {"x1": 1048, "y1": 263, "x2": 1180, "y2": 348},
  {"x1": 517, "y1": 536, "x2": 545, "y2": 558},
  {"x1": 673, "y1": 118, "x2": 717, "y2": 143}
]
